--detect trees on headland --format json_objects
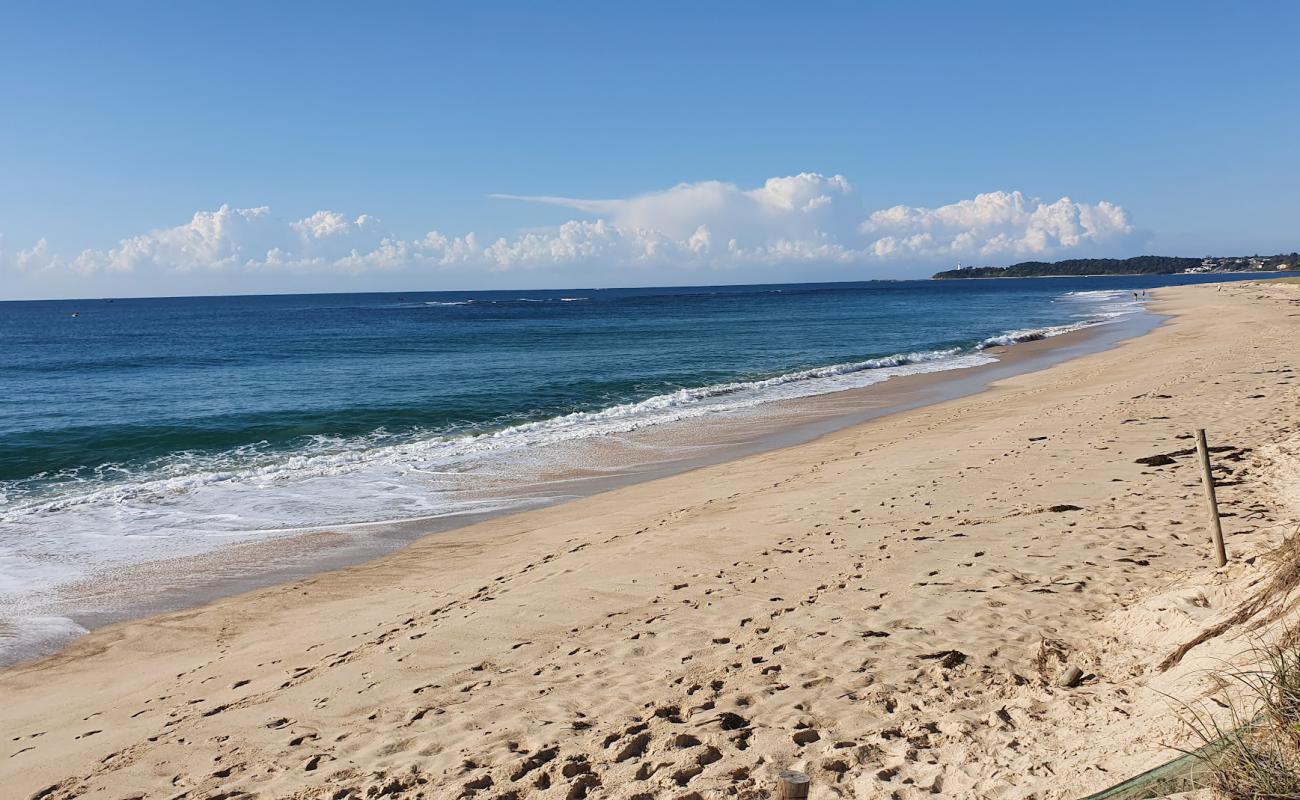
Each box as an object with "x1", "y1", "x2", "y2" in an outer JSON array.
[{"x1": 932, "y1": 253, "x2": 1299, "y2": 279}]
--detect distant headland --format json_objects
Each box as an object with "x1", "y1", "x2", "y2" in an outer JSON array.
[{"x1": 932, "y1": 253, "x2": 1298, "y2": 280}]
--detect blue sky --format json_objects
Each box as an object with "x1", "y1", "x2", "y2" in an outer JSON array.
[{"x1": 2, "y1": 1, "x2": 1298, "y2": 299}]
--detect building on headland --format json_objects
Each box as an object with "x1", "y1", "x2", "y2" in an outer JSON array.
[{"x1": 1183, "y1": 255, "x2": 1289, "y2": 274}]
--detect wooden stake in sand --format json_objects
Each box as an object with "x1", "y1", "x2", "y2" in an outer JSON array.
[
  {"x1": 1195, "y1": 428, "x2": 1228, "y2": 568},
  {"x1": 778, "y1": 769, "x2": 811, "y2": 799}
]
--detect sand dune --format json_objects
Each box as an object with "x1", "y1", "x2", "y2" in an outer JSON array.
[{"x1": 4, "y1": 282, "x2": 1300, "y2": 800}]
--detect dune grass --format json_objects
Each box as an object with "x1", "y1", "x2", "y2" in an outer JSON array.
[
  {"x1": 1178, "y1": 635, "x2": 1300, "y2": 798},
  {"x1": 1173, "y1": 533, "x2": 1300, "y2": 798}
]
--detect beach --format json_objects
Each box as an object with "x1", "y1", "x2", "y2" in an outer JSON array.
[{"x1": 4, "y1": 280, "x2": 1299, "y2": 799}]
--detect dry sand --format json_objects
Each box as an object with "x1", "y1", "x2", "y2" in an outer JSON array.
[{"x1": 4, "y1": 281, "x2": 1300, "y2": 800}]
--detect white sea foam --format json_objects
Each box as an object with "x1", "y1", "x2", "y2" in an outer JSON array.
[
  {"x1": 976, "y1": 318, "x2": 1100, "y2": 348},
  {"x1": 0, "y1": 615, "x2": 88, "y2": 666},
  {"x1": 1, "y1": 347, "x2": 986, "y2": 528}
]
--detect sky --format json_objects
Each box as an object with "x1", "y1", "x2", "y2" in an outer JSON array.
[{"x1": 1, "y1": 1, "x2": 1298, "y2": 300}]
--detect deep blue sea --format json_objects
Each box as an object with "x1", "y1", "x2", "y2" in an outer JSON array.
[{"x1": 0, "y1": 273, "x2": 1271, "y2": 655}]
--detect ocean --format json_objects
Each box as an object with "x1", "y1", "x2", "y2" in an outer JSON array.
[{"x1": 0, "y1": 273, "x2": 1268, "y2": 660}]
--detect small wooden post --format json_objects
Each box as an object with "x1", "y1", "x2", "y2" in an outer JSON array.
[
  {"x1": 778, "y1": 769, "x2": 810, "y2": 799},
  {"x1": 1195, "y1": 428, "x2": 1228, "y2": 567}
]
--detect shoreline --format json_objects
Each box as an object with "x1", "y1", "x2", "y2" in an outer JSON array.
[
  {"x1": 2, "y1": 306, "x2": 1159, "y2": 667},
  {"x1": 4, "y1": 281, "x2": 1300, "y2": 799}
]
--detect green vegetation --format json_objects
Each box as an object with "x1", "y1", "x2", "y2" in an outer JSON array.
[
  {"x1": 933, "y1": 256, "x2": 1199, "y2": 279},
  {"x1": 932, "y1": 252, "x2": 1300, "y2": 280}
]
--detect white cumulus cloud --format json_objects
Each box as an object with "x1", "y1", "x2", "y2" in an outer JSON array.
[
  {"x1": 861, "y1": 191, "x2": 1134, "y2": 259},
  {"x1": 493, "y1": 172, "x2": 858, "y2": 247},
  {"x1": 1, "y1": 175, "x2": 1142, "y2": 298}
]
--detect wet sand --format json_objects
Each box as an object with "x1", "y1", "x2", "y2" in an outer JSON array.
[{"x1": 3, "y1": 281, "x2": 1299, "y2": 799}]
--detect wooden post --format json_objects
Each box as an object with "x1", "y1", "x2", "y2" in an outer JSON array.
[
  {"x1": 778, "y1": 769, "x2": 810, "y2": 799},
  {"x1": 1195, "y1": 428, "x2": 1228, "y2": 567}
]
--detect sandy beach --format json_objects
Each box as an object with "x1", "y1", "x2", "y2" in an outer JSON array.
[{"x1": 4, "y1": 280, "x2": 1299, "y2": 800}]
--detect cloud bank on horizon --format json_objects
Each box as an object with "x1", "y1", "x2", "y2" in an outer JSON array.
[{"x1": 1, "y1": 174, "x2": 1140, "y2": 298}]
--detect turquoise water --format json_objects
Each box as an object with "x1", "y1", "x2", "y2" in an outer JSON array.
[{"x1": 0, "y1": 274, "x2": 1266, "y2": 654}]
